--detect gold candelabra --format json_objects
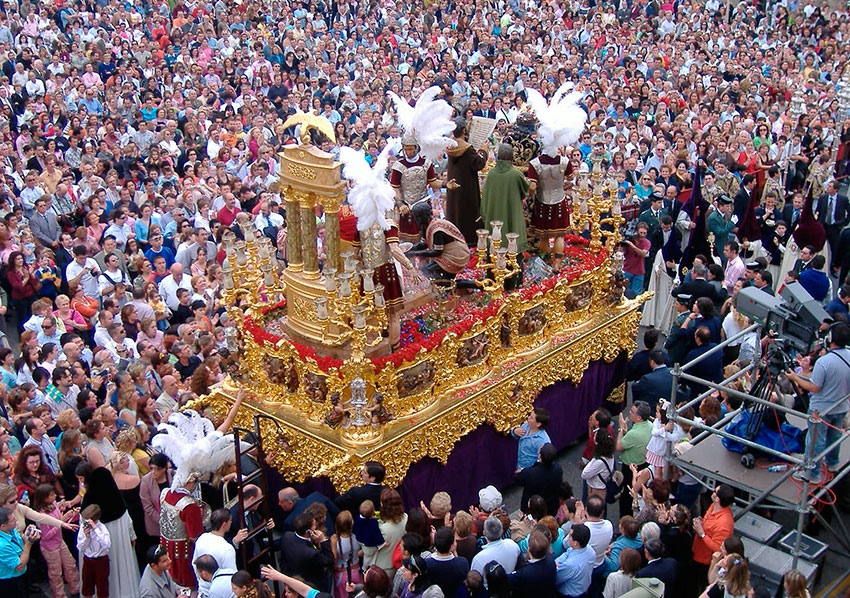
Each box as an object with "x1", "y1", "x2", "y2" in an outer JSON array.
[
  {"x1": 315, "y1": 251, "x2": 389, "y2": 362},
  {"x1": 474, "y1": 221, "x2": 521, "y2": 295},
  {"x1": 314, "y1": 251, "x2": 390, "y2": 445},
  {"x1": 220, "y1": 221, "x2": 286, "y2": 325},
  {"x1": 570, "y1": 156, "x2": 624, "y2": 253}
]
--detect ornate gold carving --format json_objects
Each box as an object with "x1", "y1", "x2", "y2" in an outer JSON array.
[
  {"x1": 287, "y1": 162, "x2": 318, "y2": 180},
  {"x1": 292, "y1": 295, "x2": 320, "y2": 323},
  {"x1": 190, "y1": 297, "x2": 645, "y2": 491},
  {"x1": 607, "y1": 382, "x2": 626, "y2": 404}
]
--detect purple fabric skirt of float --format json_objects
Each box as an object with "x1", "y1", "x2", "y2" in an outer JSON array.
[{"x1": 265, "y1": 353, "x2": 627, "y2": 511}]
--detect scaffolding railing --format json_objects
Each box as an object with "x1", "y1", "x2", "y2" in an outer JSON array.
[{"x1": 659, "y1": 324, "x2": 850, "y2": 569}]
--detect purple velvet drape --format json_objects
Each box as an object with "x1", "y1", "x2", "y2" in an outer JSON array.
[{"x1": 265, "y1": 353, "x2": 627, "y2": 513}]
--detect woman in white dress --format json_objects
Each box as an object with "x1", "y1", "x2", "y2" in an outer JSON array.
[{"x1": 80, "y1": 466, "x2": 141, "y2": 598}]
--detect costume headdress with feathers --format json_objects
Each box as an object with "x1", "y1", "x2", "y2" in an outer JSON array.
[
  {"x1": 338, "y1": 146, "x2": 395, "y2": 232},
  {"x1": 386, "y1": 86, "x2": 457, "y2": 161},
  {"x1": 152, "y1": 410, "x2": 237, "y2": 489},
  {"x1": 524, "y1": 83, "x2": 587, "y2": 157}
]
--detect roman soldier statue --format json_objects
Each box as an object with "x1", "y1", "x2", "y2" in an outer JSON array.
[
  {"x1": 389, "y1": 133, "x2": 441, "y2": 244},
  {"x1": 524, "y1": 83, "x2": 587, "y2": 271}
]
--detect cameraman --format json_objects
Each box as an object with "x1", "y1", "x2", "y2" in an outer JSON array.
[
  {"x1": 786, "y1": 323, "x2": 850, "y2": 483},
  {"x1": 622, "y1": 221, "x2": 650, "y2": 297}
]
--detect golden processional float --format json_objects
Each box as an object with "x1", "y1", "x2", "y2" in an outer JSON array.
[{"x1": 188, "y1": 103, "x2": 648, "y2": 493}]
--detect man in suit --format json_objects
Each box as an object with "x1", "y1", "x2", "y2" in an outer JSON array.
[
  {"x1": 635, "y1": 538, "x2": 677, "y2": 598},
  {"x1": 278, "y1": 488, "x2": 339, "y2": 534},
  {"x1": 663, "y1": 184, "x2": 683, "y2": 221},
  {"x1": 638, "y1": 193, "x2": 667, "y2": 238},
  {"x1": 684, "y1": 326, "x2": 723, "y2": 399},
  {"x1": 816, "y1": 180, "x2": 848, "y2": 271},
  {"x1": 508, "y1": 530, "x2": 556, "y2": 598},
  {"x1": 631, "y1": 349, "x2": 673, "y2": 411},
  {"x1": 837, "y1": 229, "x2": 850, "y2": 285},
  {"x1": 793, "y1": 244, "x2": 815, "y2": 273},
  {"x1": 799, "y1": 254, "x2": 830, "y2": 302},
  {"x1": 734, "y1": 174, "x2": 756, "y2": 220},
  {"x1": 514, "y1": 443, "x2": 563, "y2": 516},
  {"x1": 671, "y1": 262, "x2": 716, "y2": 303},
  {"x1": 334, "y1": 460, "x2": 388, "y2": 515},
  {"x1": 628, "y1": 328, "x2": 662, "y2": 382},
  {"x1": 278, "y1": 512, "x2": 334, "y2": 592},
  {"x1": 782, "y1": 193, "x2": 805, "y2": 232},
  {"x1": 665, "y1": 294, "x2": 694, "y2": 366},
  {"x1": 29, "y1": 195, "x2": 61, "y2": 250},
  {"x1": 754, "y1": 270, "x2": 775, "y2": 297}
]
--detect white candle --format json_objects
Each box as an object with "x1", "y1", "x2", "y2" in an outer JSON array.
[
  {"x1": 362, "y1": 269, "x2": 375, "y2": 292},
  {"x1": 315, "y1": 297, "x2": 329, "y2": 321}
]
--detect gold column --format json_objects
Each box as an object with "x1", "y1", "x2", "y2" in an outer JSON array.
[
  {"x1": 301, "y1": 193, "x2": 319, "y2": 278},
  {"x1": 321, "y1": 192, "x2": 343, "y2": 273},
  {"x1": 286, "y1": 189, "x2": 302, "y2": 272}
]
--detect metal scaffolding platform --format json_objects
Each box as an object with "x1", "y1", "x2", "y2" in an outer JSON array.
[{"x1": 664, "y1": 324, "x2": 850, "y2": 569}]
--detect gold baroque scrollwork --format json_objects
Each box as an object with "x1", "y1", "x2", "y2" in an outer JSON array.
[
  {"x1": 291, "y1": 295, "x2": 321, "y2": 323},
  {"x1": 193, "y1": 296, "x2": 645, "y2": 491},
  {"x1": 286, "y1": 162, "x2": 319, "y2": 181}
]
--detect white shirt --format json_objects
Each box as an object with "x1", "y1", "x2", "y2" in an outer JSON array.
[
  {"x1": 193, "y1": 532, "x2": 237, "y2": 596},
  {"x1": 77, "y1": 520, "x2": 111, "y2": 558},
  {"x1": 66, "y1": 258, "x2": 100, "y2": 298},
  {"x1": 159, "y1": 273, "x2": 193, "y2": 311},
  {"x1": 470, "y1": 538, "x2": 521, "y2": 576},
  {"x1": 98, "y1": 268, "x2": 130, "y2": 297},
  {"x1": 208, "y1": 568, "x2": 236, "y2": 598},
  {"x1": 105, "y1": 335, "x2": 138, "y2": 362},
  {"x1": 585, "y1": 519, "x2": 614, "y2": 567}
]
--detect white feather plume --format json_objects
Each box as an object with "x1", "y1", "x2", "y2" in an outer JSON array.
[
  {"x1": 381, "y1": 110, "x2": 395, "y2": 129},
  {"x1": 387, "y1": 86, "x2": 457, "y2": 161},
  {"x1": 525, "y1": 82, "x2": 587, "y2": 157},
  {"x1": 152, "y1": 410, "x2": 237, "y2": 489},
  {"x1": 339, "y1": 145, "x2": 395, "y2": 232}
]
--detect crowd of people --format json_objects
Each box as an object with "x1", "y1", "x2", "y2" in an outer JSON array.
[{"x1": 0, "y1": 0, "x2": 847, "y2": 596}]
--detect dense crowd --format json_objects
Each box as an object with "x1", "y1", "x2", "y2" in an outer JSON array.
[{"x1": 0, "y1": 0, "x2": 848, "y2": 596}]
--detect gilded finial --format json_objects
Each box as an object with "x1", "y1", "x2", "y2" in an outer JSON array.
[{"x1": 283, "y1": 112, "x2": 337, "y2": 146}]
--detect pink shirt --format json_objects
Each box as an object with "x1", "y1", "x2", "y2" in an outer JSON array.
[
  {"x1": 723, "y1": 255, "x2": 745, "y2": 292},
  {"x1": 39, "y1": 505, "x2": 65, "y2": 550}
]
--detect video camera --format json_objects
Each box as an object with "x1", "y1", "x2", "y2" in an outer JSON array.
[
  {"x1": 736, "y1": 282, "x2": 830, "y2": 355},
  {"x1": 730, "y1": 282, "x2": 827, "y2": 468}
]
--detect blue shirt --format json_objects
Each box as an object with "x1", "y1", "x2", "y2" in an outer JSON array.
[
  {"x1": 603, "y1": 535, "x2": 643, "y2": 574},
  {"x1": 554, "y1": 545, "x2": 595, "y2": 596},
  {"x1": 513, "y1": 423, "x2": 551, "y2": 471},
  {"x1": 145, "y1": 246, "x2": 176, "y2": 269},
  {"x1": 799, "y1": 269, "x2": 830, "y2": 302},
  {"x1": 825, "y1": 297, "x2": 848, "y2": 317},
  {"x1": 809, "y1": 347, "x2": 850, "y2": 414},
  {"x1": 0, "y1": 528, "x2": 25, "y2": 579}
]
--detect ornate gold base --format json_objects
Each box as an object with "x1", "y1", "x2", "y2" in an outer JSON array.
[
  {"x1": 284, "y1": 270, "x2": 348, "y2": 347},
  {"x1": 190, "y1": 296, "x2": 646, "y2": 492}
]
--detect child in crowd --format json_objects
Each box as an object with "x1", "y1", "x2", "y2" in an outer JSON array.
[
  {"x1": 645, "y1": 399, "x2": 685, "y2": 479},
  {"x1": 32, "y1": 483, "x2": 80, "y2": 598},
  {"x1": 353, "y1": 499, "x2": 385, "y2": 568},
  {"x1": 77, "y1": 503, "x2": 111, "y2": 598}
]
